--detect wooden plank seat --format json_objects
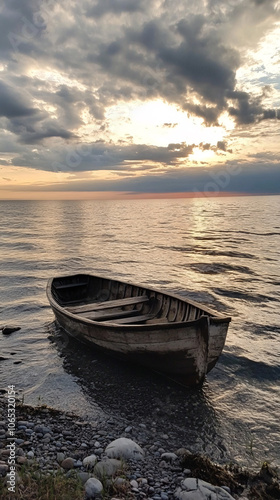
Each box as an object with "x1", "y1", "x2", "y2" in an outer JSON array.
[
  {"x1": 81, "y1": 309, "x2": 140, "y2": 322},
  {"x1": 55, "y1": 282, "x2": 88, "y2": 290},
  {"x1": 102, "y1": 313, "x2": 155, "y2": 324},
  {"x1": 67, "y1": 295, "x2": 149, "y2": 314}
]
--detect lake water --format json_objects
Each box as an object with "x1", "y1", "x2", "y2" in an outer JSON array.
[{"x1": 0, "y1": 196, "x2": 279, "y2": 469}]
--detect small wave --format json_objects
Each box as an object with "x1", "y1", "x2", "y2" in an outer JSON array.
[
  {"x1": 165, "y1": 246, "x2": 257, "y2": 260},
  {"x1": 100, "y1": 233, "x2": 116, "y2": 239},
  {"x1": 193, "y1": 236, "x2": 249, "y2": 244},
  {"x1": 189, "y1": 262, "x2": 255, "y2": 275},
  {"x1": 214, "y1": 288, "x2": 278, "y2": 303},
  {"x1": 219, "y1": 229, "x2": 280, "y2": 237},
  {"x1": 244, "y1": 322, "x2": 280, "y2": 338},
  {"x1": 238, "y1": 231, "x2": 280, "y2": 237},
  {"x1": 200, "y1": 249, "x2": 257, "y2": 259},
  {"x1": 192, "y1": 236, "x2": 223, "y2": 241},
  {"x1": 0, "y1": 242, "x2": 38, "y2": 251}
]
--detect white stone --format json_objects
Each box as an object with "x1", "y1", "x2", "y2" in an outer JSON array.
[
  {"x1": 130, "y1": 479, "x2": 138, "y2": 488},
  {"x1": 105, "y1": 437, "x2": 144, "y2": 461},
  {"x1": 175, "y1": 478, "x2": 235, "y2": 500},
  {"x1": 83, "y1": 454, "x2": 97, "y2": 468},
  {"x1": 84, "y1": 477, "x2": 103, "y2": 498}
]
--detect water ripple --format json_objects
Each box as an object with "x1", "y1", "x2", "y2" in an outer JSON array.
[{"x1": 188, "y1": 263, "x2": 255, "y2": 275}]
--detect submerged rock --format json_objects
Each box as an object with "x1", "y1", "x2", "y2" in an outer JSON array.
[
  {"x1": 1, "y1": 326, "x2": 21, "y2": 335},
  {"x1": 105, "y1": 437, "x2": 144, "y2": 461}
]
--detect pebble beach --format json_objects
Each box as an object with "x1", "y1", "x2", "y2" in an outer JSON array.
[{"x1": 0, "y1": 394, "x2": 279, "y2": 500}]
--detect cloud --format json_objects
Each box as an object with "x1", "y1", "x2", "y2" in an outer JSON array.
[
  {"x1": 11, "y1": 142, "x2": 195, "y2": 171},
  {"x1": 86, "y1": 0, "x2": 149, "y2": 18},
  {"x1": 0, "y1": 0, "x2": 280, "y2": 196},
  {"x1": 2, "y1": 1, "x2": 279, "y2": 130},
  {"x1": 3, "y1": 162, "x2": 280, "y2": 196},
  {"x1": 106, "y1": 15, "x2": 240, "y2": 116},
  {"x1": 228, "y1": 90, "x2": 280, "y2": 125},
  {"x1": 0, "y1": 0, "x2": 46, "y2": 59},
  {"x1": 163, "y1": 123, "x2": 178, "y2": 128},
  {"x1": 0, "y1": 80, "x2": 37, "y2": 118},
  {"x1": 83, "y1": 10, "x2": 278, "y2": 126},
  {"x1": 0, "y1": 79, "x2": 76, "y2": 144}
]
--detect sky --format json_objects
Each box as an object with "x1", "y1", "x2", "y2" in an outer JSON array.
[{"x1": 0, "y1": 0, "x2": 280, "y2": 200}]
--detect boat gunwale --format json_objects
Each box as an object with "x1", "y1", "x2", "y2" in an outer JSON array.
[{"x1": 46, "y1": 275, "x2": 231, "y2": 329}]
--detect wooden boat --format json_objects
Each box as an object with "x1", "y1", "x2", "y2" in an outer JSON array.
[{"x1": 46, "y1": 273, "x2": 231, "y2": 386}]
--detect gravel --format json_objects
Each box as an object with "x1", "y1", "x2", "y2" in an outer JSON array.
[{"x1": 0, "y1": 395, "x2": 279, "y2": 499}]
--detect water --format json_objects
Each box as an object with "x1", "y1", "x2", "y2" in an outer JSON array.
[{"x1": 0, "y1": 196, "x2": 279, "y2": 469}]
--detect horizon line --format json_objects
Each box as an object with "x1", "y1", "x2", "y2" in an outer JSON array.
[{"x1": 0, "y1": 191, "x2": 279, "y2": 201}]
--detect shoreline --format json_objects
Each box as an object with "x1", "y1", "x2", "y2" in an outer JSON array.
[{"x1": 0, "y1": 395, "x2": 279, "y2": 499}]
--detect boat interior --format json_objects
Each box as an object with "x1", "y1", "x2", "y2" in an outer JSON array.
[{"x1": 51, "y1": 274, "x2": 212, "y2": 325}]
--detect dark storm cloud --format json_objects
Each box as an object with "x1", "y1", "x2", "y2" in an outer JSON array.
[
  {"x1": 89, "y1": 13, "x2": 277, "y2": 125},
  {"x1": 121, "y1": 15, "x2": 239, "y2": 111},
  {"x1": 11, "y1": 142, "x2": 195, "y2": 171},
  {"x1": 0, "y1": 80, "x2": 37, "y2": 119},
  {"x1": 0, "y1": 79, "x2": 76, "y2": 144},
  {"x1": 183, "y1": 103, "x2": 220, "y2": 126},
  {"x1": 81, "y1": 15, "x2": 238, "y2": 126},
  {"x1": 163, "y1": 17, "x2": 237, "y2": 95},
  {"x1": 227, "y1": 90, "x2": 280, "y2": 125},
  {"x1": 14, "y1": 123, "x2": 74, "y2": 144}
]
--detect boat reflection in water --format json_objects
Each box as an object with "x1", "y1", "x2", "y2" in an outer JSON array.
[{"x1": 47, "y1": 319, "x2": 225, "y2": 462}]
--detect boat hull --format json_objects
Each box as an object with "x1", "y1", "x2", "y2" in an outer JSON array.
[{"x1": 47, "y1": 274, "x2": 231, "y2": 386}]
